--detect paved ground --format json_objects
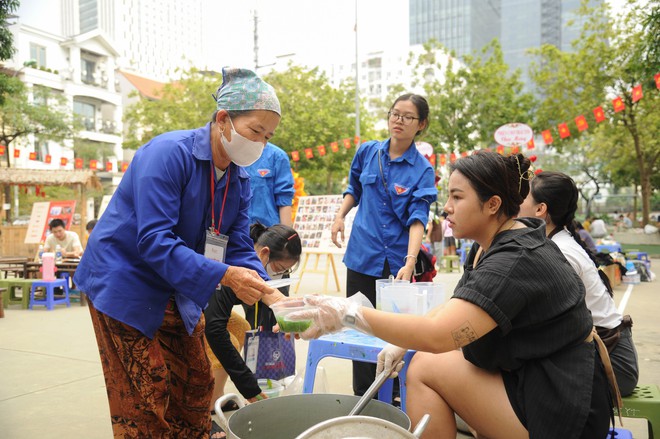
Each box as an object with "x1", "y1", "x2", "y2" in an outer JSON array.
[{"x1": 0, "y1": 255, "x2": 657, "y2": 438}]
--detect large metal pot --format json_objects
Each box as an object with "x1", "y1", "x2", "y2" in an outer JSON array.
[
  {"x1": 214, "y1": 393, "x2": 411, "y2": 439},
  {"x1": 296, "y1": 414, "x2": 430, "y2": 439}
]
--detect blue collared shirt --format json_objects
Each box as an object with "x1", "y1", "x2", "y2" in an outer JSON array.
[
  {"x1": 245, "y1": 143, "x2": 294, "y2": 226},
  {"x1": 343, "y1": 139, "x2": 437, "y2": 277},
  {"x1": 74, "y1": 123, "x2": 267, "y2": 338}
]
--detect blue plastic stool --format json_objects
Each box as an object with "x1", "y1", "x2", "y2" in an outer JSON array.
[
  {"x1": 607, "y1": 428, "x2": 633, "y2": 438},
  {"x1": 29, "y1": 279, "x2": 70, "y2": 310},
  {"x1": 303, "y1": 329, "x2": 416, "y2": 412}
]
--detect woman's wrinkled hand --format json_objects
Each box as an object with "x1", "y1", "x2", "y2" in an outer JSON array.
[{"x1": 221, "y1": 266, "x2": 276, "y2": 305}]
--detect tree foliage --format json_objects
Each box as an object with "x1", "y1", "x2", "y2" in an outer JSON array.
[
  {"x1": 0, "y1": 0, "x2": 18, "y2": 61},
  {"x1": 0, "y1": 76, "x2": 75, "y2": 168},
  {"x1": 263, "y1": 65, "x2": 376, "y2": 194},
  {"x1": 406, "y1": 39, "x2": 536, "y2": 153},
  {"x1": 529, "y1": 0, "x2": 659, "y2": 224},
  {"x1": 122, "y1": 68, "x2": 220, "y2": 150}
]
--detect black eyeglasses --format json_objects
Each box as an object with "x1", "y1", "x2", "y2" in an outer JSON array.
[
  {"x1": 388, "y1": 111, "x2": 420, "y2": 125},
  {"x1": 266, "y1": 259, "x2": 300, "y2": 277}
]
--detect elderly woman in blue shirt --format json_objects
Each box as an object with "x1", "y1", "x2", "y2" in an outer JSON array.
[
  {"x1": 331, "y1": 93, "x2": 437, "y2": 396},
  {"x1": 74, "y1": 68, "x2": 282, "y2": 438}
]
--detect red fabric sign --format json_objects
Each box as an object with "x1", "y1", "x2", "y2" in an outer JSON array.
[
  {"x1": 60, "y1": 157, "x2": 68, "y2": 166},
  {"x1": 330, "y1": 142, "x2": 339, "y2": 153},
  {"x1": 631, "y1": 84, "x2": 643, "y2": 103},
  {"x1": 343, "y1": 138, "x2": 351, "y2": 149},
  {"x1": 542, "y1": 130, "x2": 553, "y2": 145},
  {"x1": 75, "y1": 158, "x2": 83, "y2": 169},
  {"x1": 558, "y1": 123, "x2": 570, "y2": 139},
  {"x1": 304, "y1": 148, "x2": 314, "y2": 159},
  {"x1": 291, "y1": 151, "x2": 300, "y2": 162},
  {"x1": 317, "y1": 145, "x2": 326, "y2": 156},
  {"x1": 593, "y1": 106, "x2": 606, "y2": 123},
  {"x1": 527, "y1": 139, "x2": 535, "y2": 150},
  {"x1": 106, "y1": 161, "x2": 113, "y2": 172},
  {"x1": 121, "y1": 162, "x2": 129, "y2": 172},
  {"x1": 575, "y1": 115, "x2": 588, "y2": 132},
  {"x1": 89, "y1": 159, "x2": 98, "y2": 169},
  {"x1": 612, "y1": 96, "x2": 625, "y2": 113},
  {"x1": 655, "y1": 73, "x2": 660, "y2": 89},
  {"x1": 29, "y1": 152, "x2": 37, "y2": 160}
]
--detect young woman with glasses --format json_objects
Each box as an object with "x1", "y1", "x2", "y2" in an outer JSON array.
[
  {"x1": 204, "y1": 222, "x2": 301, "y2": 438},
  {"x1": 331, "y1": 93, "x2": 437, "y2": 397}
]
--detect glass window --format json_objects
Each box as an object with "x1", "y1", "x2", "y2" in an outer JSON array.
[
  {"x1": 29, "y1": 43, "x2": 46, "y2": 68},
  {"x1": 81, "y1": 58, "x2": 96, "y2": 84},
  {"x1": 74, "y1": 101, "x2": 96, "y2": 131},
  {"x1": 35, "y1": 139, "x2": 49, "y2": 162}
]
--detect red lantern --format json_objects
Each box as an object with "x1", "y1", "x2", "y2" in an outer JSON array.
[
  {"x1": 106, "y1": 161, "x2": 113, "y2": 172},
  {"x1": 291, "y1": 151, "x2": 300, "y2": 162},
  {"x1": 60, "y1": 157, "x2": 68, "y2": 166},
  {"x1": 529, "y1": 155, "x2": 537, "y2": 163},
  {"x1": 89, "y1": 159, "x2": 98, "y2": 169},
  {"x1": 29, "y1": 152, "x2": 37, "y2": 160},
  {"x1": 75, "y1": 158, "x2": 83, "y2": 169},
  {"x1": 304, "y1": 148, "x2": 314, "y2": 159},
  {"x1": 45, "y1": 154, "x2": 52, "y2": 164},
  {"x1": 121, "y1": 161, "x2": 129, "y2": 172},
  {"x1": 330, "y1": 142, "x2": 339, "y2": 153},
  {"x1": 534, "y1": 168, "x2": 543, "y2": 175}
]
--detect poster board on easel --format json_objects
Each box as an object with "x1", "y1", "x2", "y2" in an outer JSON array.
[
  {"x1": 24, "y1": 200, "x2": 78, "y2": 244},
  {"x1": 292, "y1": 195, "x2": 357, "y2": 293}
]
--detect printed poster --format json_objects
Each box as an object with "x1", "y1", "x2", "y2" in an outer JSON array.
[
  {"x1": 293, "y1": 195, "x2": 357, "y2": 253},
  {"x1": 24, "y1": 200, "x2": 77, "y2": 244}
]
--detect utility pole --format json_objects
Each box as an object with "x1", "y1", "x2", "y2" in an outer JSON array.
[
  {"x1": 354, "y1": 0, "x2": 360, "y2": 141},
  {"x1": 253, "y1": 10, "x2": 259, "y2": 71}
]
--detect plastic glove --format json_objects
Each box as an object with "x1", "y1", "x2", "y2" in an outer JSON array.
[
  {"x1": 376, "y1": 343, "x2": 406, "y2": 379},
  {"x1": 287, "y1": 295, "x2": 372, "y2": 340}
]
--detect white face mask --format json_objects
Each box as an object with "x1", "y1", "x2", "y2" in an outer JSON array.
[
  {"x1": 266, "y1": 263, "x2": 284, "y2": 280},
  {"x1": 220, "y1": 117, "x2": 265, "y2": 167}
]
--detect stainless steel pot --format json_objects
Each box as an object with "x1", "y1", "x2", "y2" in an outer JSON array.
[
  {"x1": 214, "y1": 393, "x2": 411, "y2": 439},
  {"x1": 296, "y1": 414, "x2": 430, "y2": 439}
]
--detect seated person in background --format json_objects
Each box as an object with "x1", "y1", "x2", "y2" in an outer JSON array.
[
  {"x1": 204, "y1": 223, "x2": 301, "y2": 438},
  {"x1": 85, "y1": 219, "x2": 98, "y2": 236},
  {"x1": 44, "y1": 218, "x2": 83, "y2": 258},
  {"x1": 590, "y1": 217, "x2": 608, "y2": 239},
  {"x1": 575, "y1": 221, "x2": 598, "y2": 252}
]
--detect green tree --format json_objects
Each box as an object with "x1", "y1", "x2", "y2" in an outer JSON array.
[
  {"x1": 0, "y1": 0, "x2": 20, "y2": 106},
  {"x1": 407, "y1": 40, "x2": 536, "y2": 154},
  {"x1": 122, "y1": 67, "x2": 220, "y2": 150},
  {"x1": 529, "y1": 0, "x2": 659, "y2": 225},
  {"x1": 263, "y1": 65, "x2": 376, "y2": 194},
  {"x1": 0, "y1": 77, "x2": 74, "y2": 168}
]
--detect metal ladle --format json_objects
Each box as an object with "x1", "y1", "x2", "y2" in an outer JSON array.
[{"x1": 348, "y1": 365, "x2": 400, "y2": 416}]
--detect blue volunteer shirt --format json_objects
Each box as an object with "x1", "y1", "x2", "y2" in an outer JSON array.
[
  {"x1": 245, "y1": 143, "x2": 294, "y2": 226},
  {"x1": 74, "y1": 123, "x2": 268, "y2": 338},
  {"x1": 343, "y1": 140, "x2": 437, "y2": 277}
]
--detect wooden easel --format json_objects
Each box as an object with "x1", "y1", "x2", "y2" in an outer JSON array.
[{"x1": 293, "y1": 249, "x2": 342, "y2": 294}]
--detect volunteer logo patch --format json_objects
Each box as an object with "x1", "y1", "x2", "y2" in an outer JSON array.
[
  {"x1": 258, "y1": 169, "x2": 271, "y2": 177},
  {"x1": 394, "y1": 184, "x2": 408, "y2": 195}
]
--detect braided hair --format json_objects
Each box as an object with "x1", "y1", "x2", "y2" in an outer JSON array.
[{"x1": 529, "y1": 171, "x2": 614, "y2": 297}]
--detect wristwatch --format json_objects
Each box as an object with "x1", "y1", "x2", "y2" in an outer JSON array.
[{"x1": 342, "y1": 307, "x2": 358, "y2": 329}]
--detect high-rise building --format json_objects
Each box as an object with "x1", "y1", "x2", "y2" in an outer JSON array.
[
  {"x1": 409, "y1": 0, "x2": 501, "y2": 58},
  {"x1": 409, "y1": 0, "x2": 601, "y2": 90}
]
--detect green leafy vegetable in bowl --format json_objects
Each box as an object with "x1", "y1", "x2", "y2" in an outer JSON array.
[{"x1": 276, "y1": 316, "x2": 312, "y2": 333}]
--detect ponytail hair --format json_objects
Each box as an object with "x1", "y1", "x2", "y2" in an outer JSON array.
[
  {"x1": 250, "y1": 222, "x2": 302, "y2": 262},
  {"x1": 529, "y1": 171, "x2": 614, "y2": 297}
]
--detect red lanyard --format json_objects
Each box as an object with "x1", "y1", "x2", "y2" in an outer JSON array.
[{"x1": 210, "y1": 164, "x2": 230, "y2": 235}]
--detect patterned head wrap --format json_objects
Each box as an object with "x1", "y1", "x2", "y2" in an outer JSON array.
[{"x1": 213, "y1": 67, "x2": 281, "y2": 116}]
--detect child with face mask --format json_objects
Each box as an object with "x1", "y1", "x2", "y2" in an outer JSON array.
[{"x1": 204, "y1": 223, "x2": 301, "y2": 437}]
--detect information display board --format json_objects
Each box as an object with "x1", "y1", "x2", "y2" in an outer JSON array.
[
  {"x1": 24, "y1": 200, "x2": 77, "y2": 244},
  {"x1": 293, "y1": 195, "x2": 357, "y2": 254}
]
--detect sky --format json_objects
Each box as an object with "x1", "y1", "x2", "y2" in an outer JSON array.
[{"x1": 202, "y1": 0, "x2": 410, "y2": 72}]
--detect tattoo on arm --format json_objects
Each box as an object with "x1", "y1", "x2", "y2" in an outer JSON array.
[{"x1": 451, "y1": 321, "x2": 478, "y2": 348}]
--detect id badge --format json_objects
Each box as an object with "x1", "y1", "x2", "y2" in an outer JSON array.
[{"x1": 205, "y1": 230, "x2": 229, "y2": 263}]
